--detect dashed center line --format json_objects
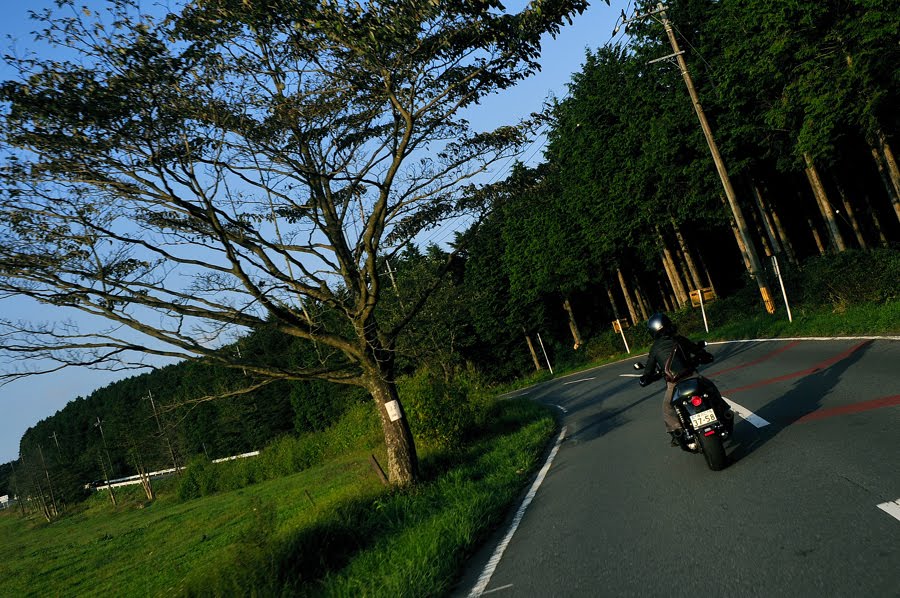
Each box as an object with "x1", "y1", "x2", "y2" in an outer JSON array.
[
  {"x1": 723, "y1": 397, "x2": 770, "y2": 428},
  {"x1": 877, "y1": 498, "x2": 900, "y2": 523},
  {"x1": 564, "y1": 377, "x2": 595, "y2": 385}
]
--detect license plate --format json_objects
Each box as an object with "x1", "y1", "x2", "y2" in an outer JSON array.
[{"x1": 690, "y1": 408, "x2": 718, "y2": 428}]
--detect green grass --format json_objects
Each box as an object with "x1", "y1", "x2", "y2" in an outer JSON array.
[{"x1": 0, "y1": 399, "x2": 556, "y2": 597}]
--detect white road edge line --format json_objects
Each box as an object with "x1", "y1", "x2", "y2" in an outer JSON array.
[
  {"x1": 467, "y1": 426, "x2": 567, "y2": 598},
  {"x1": 619, "y1": 373, "x2": 642, "y2": 378},
  {"x1": 564, "y1": 377, "x2": 595, "y2": 385},
  {"x1": 723, "y1": 397, "x2": 770, "y2": 428},
  {"x1": 877, "y1": 499, "x2": 900, "y2": 523},
  {"x1": 554, "y1": 404, "x2": 568, "y2": 414}
]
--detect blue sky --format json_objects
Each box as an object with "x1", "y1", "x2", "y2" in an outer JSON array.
[{"x1": 0, "y1": 0, "x2": 626, "y2": 463}]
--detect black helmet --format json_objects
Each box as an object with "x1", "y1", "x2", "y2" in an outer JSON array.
[{"x1": 647, "y1": 313, "x2": 674, "y2": 339}]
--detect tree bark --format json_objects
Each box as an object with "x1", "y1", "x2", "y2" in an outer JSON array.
[
  {"x1": 617, "y1": 267, "x2": 639, "y2": 325},
  {"x1": 658, "y1": 279, "x2": 675, "y2": 313},
  {"x1": 804, "y1": 154, "x2": 847, "y2": 252},
  {"x1": 870, "y1": 141, "x2": 900, "y2": 225},
  {"x1": 368, "y1": 375, "x2": 418, "y2": 486},
  {"x1": 605, "y1": 283, "x2": 623, "y2": 322},
  {"x1": 562, "y1": 297, "x2": 583, "y2": 350},
  {"x1": 834, "y1": 180, "x2": 868, "y2": 249},
  {"x1": 752, "y1": 185, "x2": 780, "y2": 256},
  {"x1": 672, "y1": 221, "x2": 703, "y2": 290},
  {"x1": 863, "y1": 194, "x2": 889, "y2": 247},
  {"x1": 876, "y1": 130, "x2": 900, "y2": 224},
  {"x1": 807, "y1": 216, "x2": 826, "y2": 256},
  {"x1": 523, "y1": 329, "x2": 542, "y2": 371},
  {"x1": 757, "y1": 187, "x2": 797, "y2": 264},
  {"x1": 632, "y1": 280, "x2": 650, "y2": 322},
  {"x1": 661, "y1": 251, "x2": 688, "y2": 308},
  {"x1": 659, "y1": 232, "x2": 689, "y2": 307}
]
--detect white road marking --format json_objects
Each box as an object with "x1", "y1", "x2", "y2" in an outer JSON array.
[
  {"x1": 467, "y1": 426, "x2": 567, "y2": 598},
  {"x1": 564, "y1": 376, "x2": 595, "y2": 385},
  {"x1": 723, "y1": 397, "x2": 770, "y2": 428},
  {"x1": 481, "y1": 584, "x2": 514, "y2": 595},
  {"x1": 619, "y1": 374, "x2": 642, "y2": 378},
  {"x1": 554, "y1": 404, "x2": 568, "y2": 414},
  {"x1": 707, "y1": 335, "x2": 900, "y2": 345},
  {"x1": 877, "y1": 498, "x2": 900, "y2": 523}
]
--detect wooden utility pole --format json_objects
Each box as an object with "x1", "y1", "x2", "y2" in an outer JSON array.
[
  {"x1": 37, "y1": 445, "x2": 58, "y2": 518},
  {"x1": 630, "y1": 4, "x2": 775, "y2": 313},
  {"x1": 522, "y1": 328, "x2": 542, "y2": 371},
  {"x1": 146, "y1": 391, "x2": 179, "y2": 474}
]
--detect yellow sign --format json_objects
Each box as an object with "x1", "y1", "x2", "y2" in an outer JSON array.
[
  {"x1": 612, "y1": 318, "x2": 630, "y2": 333},
  {"x1": 689, "y1": 287, "x2": 716, "y2": 308}
]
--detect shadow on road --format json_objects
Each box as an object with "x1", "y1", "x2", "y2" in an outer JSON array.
[{"x1": 726, "y1": 340, "x2": 874, "y2": 464}]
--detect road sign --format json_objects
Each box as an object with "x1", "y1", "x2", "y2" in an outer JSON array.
[{"x1": 689, "y1": 287, "x2": 716, "y2": 308}]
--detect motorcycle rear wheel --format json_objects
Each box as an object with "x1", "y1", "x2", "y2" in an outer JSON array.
[{"x1": 698, "y1": 433, "x2": 728, "y2": 471}]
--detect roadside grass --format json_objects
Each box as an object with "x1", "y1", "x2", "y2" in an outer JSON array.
[{"x1": 0, "y1": 398, "x2": 555, "y2": 597}]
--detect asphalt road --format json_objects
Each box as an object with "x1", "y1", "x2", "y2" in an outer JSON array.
[{"x1": 452, "y1": 338, "x2": 900, "y2": 598}]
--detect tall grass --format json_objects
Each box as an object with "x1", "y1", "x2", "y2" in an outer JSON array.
[{"x1": 0, "y1": 398, "x2": 555, "y2": 597}]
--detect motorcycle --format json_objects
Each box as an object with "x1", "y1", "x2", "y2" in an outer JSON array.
[{"x1": 634, "y1": 341, "x2": 734, "y2": 471}]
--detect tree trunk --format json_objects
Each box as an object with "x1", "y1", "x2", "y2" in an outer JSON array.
[
  {"x1": 834, "y1": 180, "x2": 868, "y2": 249},
  {"x1": 672, "y1": 221, "x2": 703, "y2": 290},
  {"x1": 863, "y1": 194, "x2": 889, "y2": 247},
  {"x1": 660, "y1": 254, "x2": 684, "y2": 311},
  {"x1": 368, "y1": 375, "x2": 418, "y2": 486},
  {"x1": 870, "y1": 141, "x2": 900, "y2": 225},
  {"x1": 659, "y1": 232, "x2": 689, "y2": 306},
  {"x1": 807, "y1": 216, "x2": 826, "y2": 256},
  {"x1": 617, "y1": 267, "x2": 639, "y2": 325},
  {"x1": 658, "y1": 279, "x2": 675, "y2": 313},
  {"x1": 876, "y1": 130, "x2": 900, "y2": 224},
  {"x1": 695, "y1": 250, "x2": 717, "y2": 297},
  {"x1": 762, "y1": 188, "x2": 798, "y2": 264},
  {"x1": 804, "y1": 154, "x2": 847, "y2": 251},
  {"x1": 605, "y1": 283, "x2": 623, "y2": 322},
  {"x1": 522, "y1": 329, "x2": 542, "y2": 371},
  {"x1": 752, "y1": 185, "x2": 780, "y2": 254},
  {"x1": 633, "y1": 280, "x2": 650, "y2": 322},
  {"x1": 562, "y1": 297, "x2": 583, "y2": 350}
]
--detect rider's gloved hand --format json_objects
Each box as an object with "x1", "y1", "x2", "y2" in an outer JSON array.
[{"x1": 639, "y1": 374, "x2": 651, "y2": 387}]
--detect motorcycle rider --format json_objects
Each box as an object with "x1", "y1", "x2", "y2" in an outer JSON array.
[{"x1": 639, "y1": 313, "x2": 716, "y2": 447}]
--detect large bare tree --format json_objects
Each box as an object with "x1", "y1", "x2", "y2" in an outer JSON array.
[{"x1": 0, "y1": 0, "x2": 590, "y2": 485}]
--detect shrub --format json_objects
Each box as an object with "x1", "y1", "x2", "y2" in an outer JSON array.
[{"x1": 399, "y1": 364, "x2": 490, "y2": 450}]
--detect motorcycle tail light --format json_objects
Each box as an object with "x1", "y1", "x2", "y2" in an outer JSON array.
[
  {"x1": 704, "y1": 429, "x2": 716, "y2": 436},
  {"x1": 690, "y1": 395, "x2": 703, "y2": 407}
]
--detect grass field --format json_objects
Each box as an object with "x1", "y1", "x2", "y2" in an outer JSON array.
[{"x1": 0, "y1": 399, "x2": 556, "y2": 597}]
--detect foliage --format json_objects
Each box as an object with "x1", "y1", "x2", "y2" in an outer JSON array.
[{"x1": 0, "y1": 0, "x2": 592, "y2": 486}]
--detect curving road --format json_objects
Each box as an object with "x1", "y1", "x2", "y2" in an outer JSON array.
[{"x1": 454, "y1": 338, "x2": 900, "y2": 597}]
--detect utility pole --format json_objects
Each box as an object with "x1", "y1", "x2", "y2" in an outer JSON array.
[
  {"x1": 94, "y1": 417, "x2": 118, "y2": 505},
  {"x1": 145, "y1": 391, "x2": 179, "y2": 474},
  {"x1": 50, "y1": 431, "x2": 61, "y2": 457},
  {"x1": 37, "y1": 445, "x2": 58, "y2": 518},
  {"x1": 618, "y1": 4, "x2": 776, "y2": 314}
]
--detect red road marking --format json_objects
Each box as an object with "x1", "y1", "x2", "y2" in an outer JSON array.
[
  {"x1": 796, "y1": 395, "x2": 900, "y2": 423},
  {"x1": 707, "y1": 340, "x2": 801, "y2": 377},
  {"x1": 723, "y1": 340, "x2": 872, "y2": 394}
]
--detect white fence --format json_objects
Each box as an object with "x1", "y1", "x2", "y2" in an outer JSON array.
[{"x1": 86, "y1": 450, "x2": 260, "y2": 491}]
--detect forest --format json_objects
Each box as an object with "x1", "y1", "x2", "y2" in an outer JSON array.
[{"x1": 2, "y1": 0, "x2": 898, "y2": 507}]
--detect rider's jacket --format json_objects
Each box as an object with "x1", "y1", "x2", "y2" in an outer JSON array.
[{"x1": 642, "y1": 333, "x2": 712, "y2": 384}]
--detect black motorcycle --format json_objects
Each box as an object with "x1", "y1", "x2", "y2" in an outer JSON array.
[{"x1": 634, "y1": 342, "x2": 734, "y2": 471}]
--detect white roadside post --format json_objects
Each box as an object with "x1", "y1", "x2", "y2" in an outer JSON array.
[
  {"x1": 537, "y1": 333, "x2": 554, "y2": 374},
  {"x1": 771, "y1": 255, "x2": 793, "y2": 322},
  {"x1": 614, "y1": 320, "x2": 631, "y2": 354},
  {"x1": 698, "y1": 289, "x2": 709, "y2": 333}
]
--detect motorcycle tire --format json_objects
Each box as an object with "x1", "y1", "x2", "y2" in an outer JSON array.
[{"x1": 698, "y1": 433, "x2": 728, "y2": 471}]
